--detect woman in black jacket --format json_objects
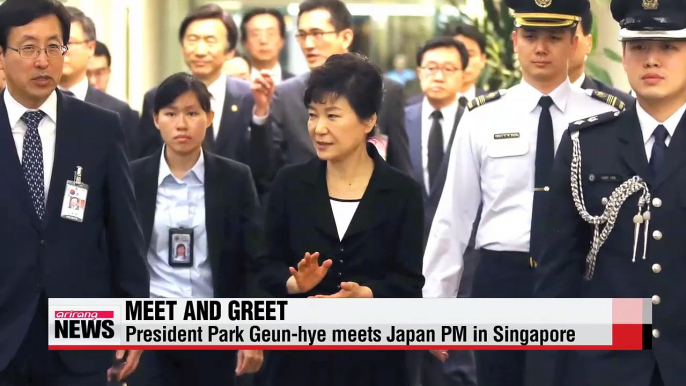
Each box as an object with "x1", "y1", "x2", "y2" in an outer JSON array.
[{"x1": 259, "y1": 53, "x2": 425, "y2": 386}]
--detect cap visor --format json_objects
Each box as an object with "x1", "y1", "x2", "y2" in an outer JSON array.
[{"x1": 619, "y1": 28, "x2": 686, "y2": 41}]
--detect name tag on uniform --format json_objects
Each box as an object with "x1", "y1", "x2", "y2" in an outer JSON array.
[
  {"x1": 60, "y1": 166, "x2": 88, "y2": 223},
  {"x1": 494, "y1": 132, "x2": 520, "y2": 140},
  {"x1": 169, "y1": 228, "x2": 194, "y2": 268},
  {"x1": 588, "y1": 173, "x2": 624, "y2": 183}
]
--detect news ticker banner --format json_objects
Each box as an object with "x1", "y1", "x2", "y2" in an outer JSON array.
[{"x1": 48, "y1": 298, "x2": 653, "y2": 350}]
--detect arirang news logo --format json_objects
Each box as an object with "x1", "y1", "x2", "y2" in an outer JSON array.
[{"x1": 54, "y1": 310, "x2": 115, "y2": 339}]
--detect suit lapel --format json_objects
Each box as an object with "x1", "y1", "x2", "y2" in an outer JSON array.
[
  {"x1": 406, "y1": 104, "x2": 425, "y2": 193},
  {"x1": 203, "y1": 153, "x2": 223, "y2": 284},
  {"x1": 213, "y1": 79, "x2": 243, "y2": 156},
  {"x1": 137, "y1": 149, "x2": 162, "y2": 247},
  {"x1": 0, "y1": 91, "x2": 42, "y2": 232},
  {"x1": 653, "y1": 112, "x2": 686, "y2": 190},
  {"x1": 429, "y1": 105, "x2": 464, "y2": 197},
  {"x1": 618, "y1": 107, "x2": 653, "y2": 186},
  {"x1": 306, "y1": 160, "x2": 339, "y2": 239}
]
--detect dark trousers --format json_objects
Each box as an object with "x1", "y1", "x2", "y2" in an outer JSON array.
[
  {"x1": 0, "y1": 295, "x2": 108, "y2": 386},
  {"x1": 125, "y1": 349, "x2": 237, "y2": 386},
  {"x1": 471, "y1": 249, "x2": 535, "y2": 386}
]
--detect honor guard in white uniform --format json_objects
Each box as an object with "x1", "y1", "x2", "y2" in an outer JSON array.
[
  {"x1": 421, "y1": 0, "x2": 626, "y2": 385},
  {"x1": 535, "y1": 0, "x2": 686, "y2": 385}
]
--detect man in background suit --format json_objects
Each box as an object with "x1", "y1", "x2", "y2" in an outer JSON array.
[
  {"x1": 240, "y1": 8, "x2": 294, "y2": 84},
  {"x1": 405, "y1": 37, "x2": 477, "y2": 386},
  {"x1": 406, "y1": 24, "x2": 488, "y2": 107},
  {"x1": 87, "y1": 41, "x2": 112, "y2": 92},
  {"x1": 59, "y1": 7, "x2": 140, "y2": 159},
  {"x1": 569, "y1": 9, "x2": 634, "y2": 104},
  {"x1": 136, "y1": 4, "x2": 274, "y2": 201},
  {"x1": 0, "y1": 0, "x2": 149, "y2": 384},
  {"x1": 270, "y1": 0, "x2": 411, "y2": 174}
]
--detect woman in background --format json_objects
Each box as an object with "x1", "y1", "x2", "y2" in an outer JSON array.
[{"x1": 259, "y1": 53, "x2": 425, "y2": 386}]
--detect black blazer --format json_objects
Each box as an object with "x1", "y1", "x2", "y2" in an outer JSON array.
[
  {"x1": 259, "y1": 143, "x2": 425, "y2": 298},
  {"x1": 84, "y1": 85, "x2": 140, "y2": 160},
  {"x1": 282, "y1": 68, "x2": 295, "y2": 81},
  {"x1": 0, "y1": 89, "x2": 149, "y2": 373},
  {"x1": 130, "y1": 148, "x2": 265, "y2": 298},
  {"x1": 135, "y1": 77, "x2": 272, "y2": 200}
]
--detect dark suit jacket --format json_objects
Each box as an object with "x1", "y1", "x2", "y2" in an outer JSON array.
[
  {"x1": 84, "y1": 85, "x2": 140, "y2": 160},
  {"x1": 270, "y1": 73, "x2": 412, "y2": 175},
  {"x1": 131, "y1": 149, "x2": 265, "y2": 299},
  {"x1": 135, "y1": 77, "x2": 272, "y2": 200},
  {"x1": 580, "y1": 75, "x2": 634, "y2": 106},
  {"x1": 0, "y1": 89, "x2": 149, "y2": 373},
  {"x1": 405, "y1": 87, "x2": 487, "y2": 107},
  {"x1": 282, "y1": 69, "x2": 295, "y2": 81},
  {"x1": 535, "y1": 106, "x2": 686, "y2": 386}
]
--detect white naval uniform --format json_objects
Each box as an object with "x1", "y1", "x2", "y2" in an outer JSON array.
[{"x1": 422, "y1": 79, "x2": 624, "y2": 298}]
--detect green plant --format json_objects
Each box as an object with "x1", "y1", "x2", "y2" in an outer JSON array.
[{"x1": 585, "y1": 0, "x2": 623, "y2": 85}]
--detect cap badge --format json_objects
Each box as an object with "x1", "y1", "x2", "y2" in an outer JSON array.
[
  {"x1": 642, "y1": 0, "x2": 658, "y2": 10},
  {"x1": 535, "y1": 0, "x2": 552, "y2": 8}
]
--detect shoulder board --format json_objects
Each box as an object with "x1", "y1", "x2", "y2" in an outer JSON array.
[
  {"x1": 586, "y1": 89, "x2": 627, "y2": 111},
  {"x1": 467, "y1": 90, "x2": 507, "y2": 111},
  {"x1": 570, "y1": 110, "x2": 623, "y2": 133}
]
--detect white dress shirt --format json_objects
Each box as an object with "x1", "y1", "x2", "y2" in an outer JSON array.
[
  {"x1": 59, "y1": 76, "x2": 89, "y2": 101},
  {"x1": 636, "y1": 101, "x2": 685, "y2": 160},
  {"x1": 6, "y1": 88, "x2": 58, "y2": 200},
  {"x1": 251, "y1": 63, "x2": 283, "y2": 85},
  {"x1": 571, "y1": 73, "x2": 586, "y2": 89},
  {"x1": 422, "y1": 79, "x2": 623, "y2": 298},
  {"x1": 421, "y1": 98, "x2": 459, "y2": 192},
  {"x1": 148, "y1": 148, "x2": 213, "y2": 298}
]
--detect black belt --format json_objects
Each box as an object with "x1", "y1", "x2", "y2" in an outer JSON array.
[{"x1": 479, "y1": 249, "x2": 537, "y2": 268}]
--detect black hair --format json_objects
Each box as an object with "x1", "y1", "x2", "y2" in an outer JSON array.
[
  {"x1": 580, "y1": 9, "x2": 593, "y2": 36},
  {"x1": 298, "y1": 0, "x2": 353, "y2": 32},
  {"x1": 65, "y1": 6, "x2": 96, "y2": 42},
  {"x1": 416, "y1": 37, "x2": 469, "y2": 71},
  {"x1": 0, "y1": 0, "x2": 71, "y2": 50},
  {"x1": 179, "y1": 4, "x2": 238, "y2": 52},
  {"x1": 94, "y1": 41, "x2": 111, "y2": 67},
  {"x1": 304, "y1": 53, "x2": 383, "y2": 138},
  {"x1": 153, "y1": 72, "x2": 212, "y2": 115},
  {"x1": 240, "y1": 8, "x2": 286, "y2": 43},
  {"x1": 445, "y1": 24, "x2": 486, "y2": 56}
]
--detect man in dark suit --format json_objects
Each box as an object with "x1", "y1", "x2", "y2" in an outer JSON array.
[
  {"x1": 405, "y1": 37, "x2": 477, "y2": 386},
  {"x1": 136, "y1": 4, "x2": 274, "y2": 200},
  {"x1": 536, "y1": 1, "x2": 686, "y2": 385},
  {"x1": 240, "y1": 8, "x2": 294, "y2": 84},
  {"x1": 406, "y1": 24, "x2": 488, "y2": 107},
  {"x1": 59, "y1": 7, "x2": 140, "y2": 159},
  {"x1": 0, "y1": 0, "x2": 149, "y2": 384},
  {"x1": 270, "y1": 0, "x2": 411, "y2": 174},
  {"x1": 569, "y1": 8, "x2": 634, "y2": 104}
]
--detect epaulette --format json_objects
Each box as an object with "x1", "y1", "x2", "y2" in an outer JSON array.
[
  {"x1": 586, "y1": 89, "x2": 627, "y2": 111},
  {"x1": 569, "y1": 110, "x2": 623, "y2": 133},
  {"x1": 467, "y1": 90, "x2": 507, "y2": 111}
]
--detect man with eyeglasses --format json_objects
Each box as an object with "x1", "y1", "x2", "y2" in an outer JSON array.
[
  {"x1": 270, "y1": 0, "x2": 411, "y2": 174},
  {"x1": 60, "y1": 7, "x2": 140, "y2": 160},
  {"x1": 421, "y1": 1, "x2": 627, "y2": 386},
  {"x1": 0, "y1": 0, "x2": 149, "y2": 385}
]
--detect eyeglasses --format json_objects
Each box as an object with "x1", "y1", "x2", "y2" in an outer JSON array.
[
  {"x1": 420, "y1": 64, "x2": 462, "y2": 76},
  {"x1": 7, "y1": 44, "x2": 68, "y2": 59},
  {"x1": 295, "y1": 30, "x2": 337, "y2": 42}
]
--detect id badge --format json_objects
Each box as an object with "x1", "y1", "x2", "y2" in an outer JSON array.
[
  {"x1": 169, "y1": 228, "x2": 193, "y2": 267},
  {"x1": 61, "y1": 167, "x2": 88, "y2": 223}
]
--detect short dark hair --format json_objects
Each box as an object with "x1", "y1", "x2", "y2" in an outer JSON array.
[
  {"x1": 65, "y1": 6, "x2": 96, "y2": 42},
  {"x1": 153, "y1": 73, "x2": 212, "y2": 115},
  {"x1": 445, "y1": 24, "x2": 486, "y2": 56},
  {"x1": 580, "y1": 9, "x2": 593, "y2": 36},
  {"x1": 179, "y1": 4, "x2": 238, "y2": 52},
  {"x1": 94, "y1": 41, "x2": 111, "y2": 67},
  {"x1": 304, "y1": 53, "x2": 383, "y2": 138},
  {"x1": 240, "y1": 8, "x2": 286, "y2": 43},
  {"x1": 0, "y1": 0, "x2": 71, "y2": 50},
  {"x1": 416, "y1": 37, "x2": 469, "y2": 71},
  {"x1": 298, "y1": 0, "x2": 353, "y2": 32}
]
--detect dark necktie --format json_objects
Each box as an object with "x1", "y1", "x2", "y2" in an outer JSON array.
[
  {"x1": 21, "y1": 110, "x2": 47, "y2": 220},
  {"x1": 649, "y1": 125, "x2": 669, "y2": 178},
  {"x1": 530, "y1": 96, "x2": 555, "y2": 261},
  {"x1": 428, "y1": 110, "x2": 444, "y2": 187},
  {"x1": 62, "y1": 89, "x2": 75, "y2": 98},
  {"x1": 458, "y1": 96, "x2": 469, "y2": 107}
]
